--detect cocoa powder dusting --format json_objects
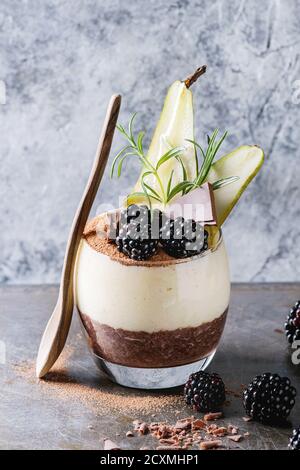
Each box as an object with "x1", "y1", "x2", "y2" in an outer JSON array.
[
  {"x1": 12, "y1": 356, "x2": 182, "y2": 416},
  {"x1": 83, "y1": 215, "x2": 177, "y2": 267},
  {"x1": 11, "y1": 348, "x2": 251, "y2": 450}
]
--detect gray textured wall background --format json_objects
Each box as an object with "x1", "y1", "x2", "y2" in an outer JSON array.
[{"x1": 0, "y1": 0, "x2": 300, "y2": 284}]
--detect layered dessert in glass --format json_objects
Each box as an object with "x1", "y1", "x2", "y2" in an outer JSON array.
[
  {"x1": 75, "y1": 214, "x2": 230, "y2": 387},
  {"x1": 74, "y1": 66, "x2": 264, "y2": 389}
]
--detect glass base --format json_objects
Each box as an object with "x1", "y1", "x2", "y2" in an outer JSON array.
[{"x1": 93, "y1": 352, "x2": 216, "y2": 390}]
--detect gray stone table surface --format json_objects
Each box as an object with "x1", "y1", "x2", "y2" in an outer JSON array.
[{"x1": 1, "y1": 283, "x2": 300, "y2": 450}]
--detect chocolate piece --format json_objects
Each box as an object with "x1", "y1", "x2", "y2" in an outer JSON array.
[
  {"x1": 174, "y1": 420, "x2": 192, "y2": 431},
  {"x1": 164, "y1": 182, "x2": 217, "y2": 225},
  {"x1": 156, "y1": 425, "x2": 173, "y2": 439},
  {"x1": 103, "y1": 438, "x2": 121, "y2": 450},
  {"x1": 228, "y1": 435, "x2": 243, "y2": 443},
  {"x1": 156, "y1": 445, "x2": 182, "y2": 450},
  {"x1": 149, "y1": 422, "x2": 160, "y2": 432},
  {"x1": 138, "y1": 423, "x2": 149, "y2": 435},
  {"x1": 227, "y1": 424, "x2": 238, "y2": 435},
  {"x1": 133, "y1": 419, "x2": 142, "y2": 425},
  {"x1": 206, "y1": 423, "x2": 218, "y2": 433},
  {"x1": 274, "y1": 328, "x2": 284, "y2": 334},
  {"x1": 211, "y1": 426, "x2": 227, "y2": 437},
  {"x1": 200, "y1": 440, "x2": 223, "y2": 450},
  {"x1": 78, "y1": 309, "x2": 228, "y2": 368},
  {"x1": 159, "y1": 438, "x2": 178, "y2": 445},
  {"x1": 204, "y1": 412, "x2": 223, "y2": 421},
  {"x1": 192, "y1": 419, "x2": 206, "y2": 430}
]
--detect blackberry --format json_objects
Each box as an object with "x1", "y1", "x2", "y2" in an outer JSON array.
[
  {"x1": 285, "y1": 301, "x2": 300, "y2": 345},
  {"x1": 289, "y1": 427, "x2": 300, "y2": 450},
  {"x1": 184, "y1": 371, "x2": 226, "y2": 412},
  {"x1": 160, "y1": 217, "x2": 209, "y2": 259},
  {"x1": 115, "y1": 205, "x2": 158, "y2": 261},
  {"x1": 243, "y1": 373, "x2": 297, "y2": 423}
]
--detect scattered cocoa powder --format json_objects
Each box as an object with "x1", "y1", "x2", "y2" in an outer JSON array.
[
  {"x1": 12, "y1": 355, "x2": 250, "y2": 451},
  {"x1": 12, "y1": 358, "x2": 183, "y2": 415},
  {"x1": 226, "y1": 388, "x2": 242, "y2": 398}
]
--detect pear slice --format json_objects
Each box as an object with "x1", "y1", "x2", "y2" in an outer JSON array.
[
  {"x1": 129, "y1": 68, "x2": 264, "y2": 227},
  {"x1": 132, "y1": 80, "x2": 197, "y2": 203},
  {"x1": 208, "y1": 145, "x2": 264, "y2": 225}
]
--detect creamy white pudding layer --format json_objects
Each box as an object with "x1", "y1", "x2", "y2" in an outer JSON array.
[{"x1": 75, "y1": 238, "x2": 230, "y2": 332}]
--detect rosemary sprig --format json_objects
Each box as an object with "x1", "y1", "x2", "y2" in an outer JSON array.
[
  {"x1": 110, "y1": 114, "x2": 184, "y2": 205},
  {"x1": 212, "y1": 176, "x2": 239, "y2": 190},
  {"x1": 184, "y1": 130, "x2": 239, "y2": 194},
  {"x1": 111, "y1": 114, "x2": 239, "y2": 207}
]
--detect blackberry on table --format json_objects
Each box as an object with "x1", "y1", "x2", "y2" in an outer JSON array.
[
  {"x1": 160, "y1": 216, "x2": 209, "y2": 259},
  {"x1": 289, "y1": 427, "x2": 300, "y2": 450},
  {"x1": 285, "y1": 301, "x2": 300, "y2": 345},
  {"x1": 184, "y1": 371, "x2": 226, "y2": 412},
  {"x1": 243, "y1": 373, "x2": 297, "y2": 423}
]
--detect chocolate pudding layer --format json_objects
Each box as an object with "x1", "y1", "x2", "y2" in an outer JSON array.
[{"x1": 79, "y1": 309, "x2": 228, "y2": 368}]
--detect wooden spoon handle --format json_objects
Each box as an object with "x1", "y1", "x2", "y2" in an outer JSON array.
[
  {"x1": 60, "y1": 93, "x2": 121, "y2": 321},
  {"x1": 36, "y1": 94, "x2": 121, "y2": 377}
]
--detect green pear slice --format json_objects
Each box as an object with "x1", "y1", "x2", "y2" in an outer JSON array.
[
  {"x1": 132, "y1": 80, "x2": 197, "y2": 201},
  {"x1": 208, "y1": 145, "x2": 264, "y2": 225}
]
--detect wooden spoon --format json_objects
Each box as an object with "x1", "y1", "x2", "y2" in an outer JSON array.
[{"x1": 36, "y1": 94, "x2": 121, "y2": 378}]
